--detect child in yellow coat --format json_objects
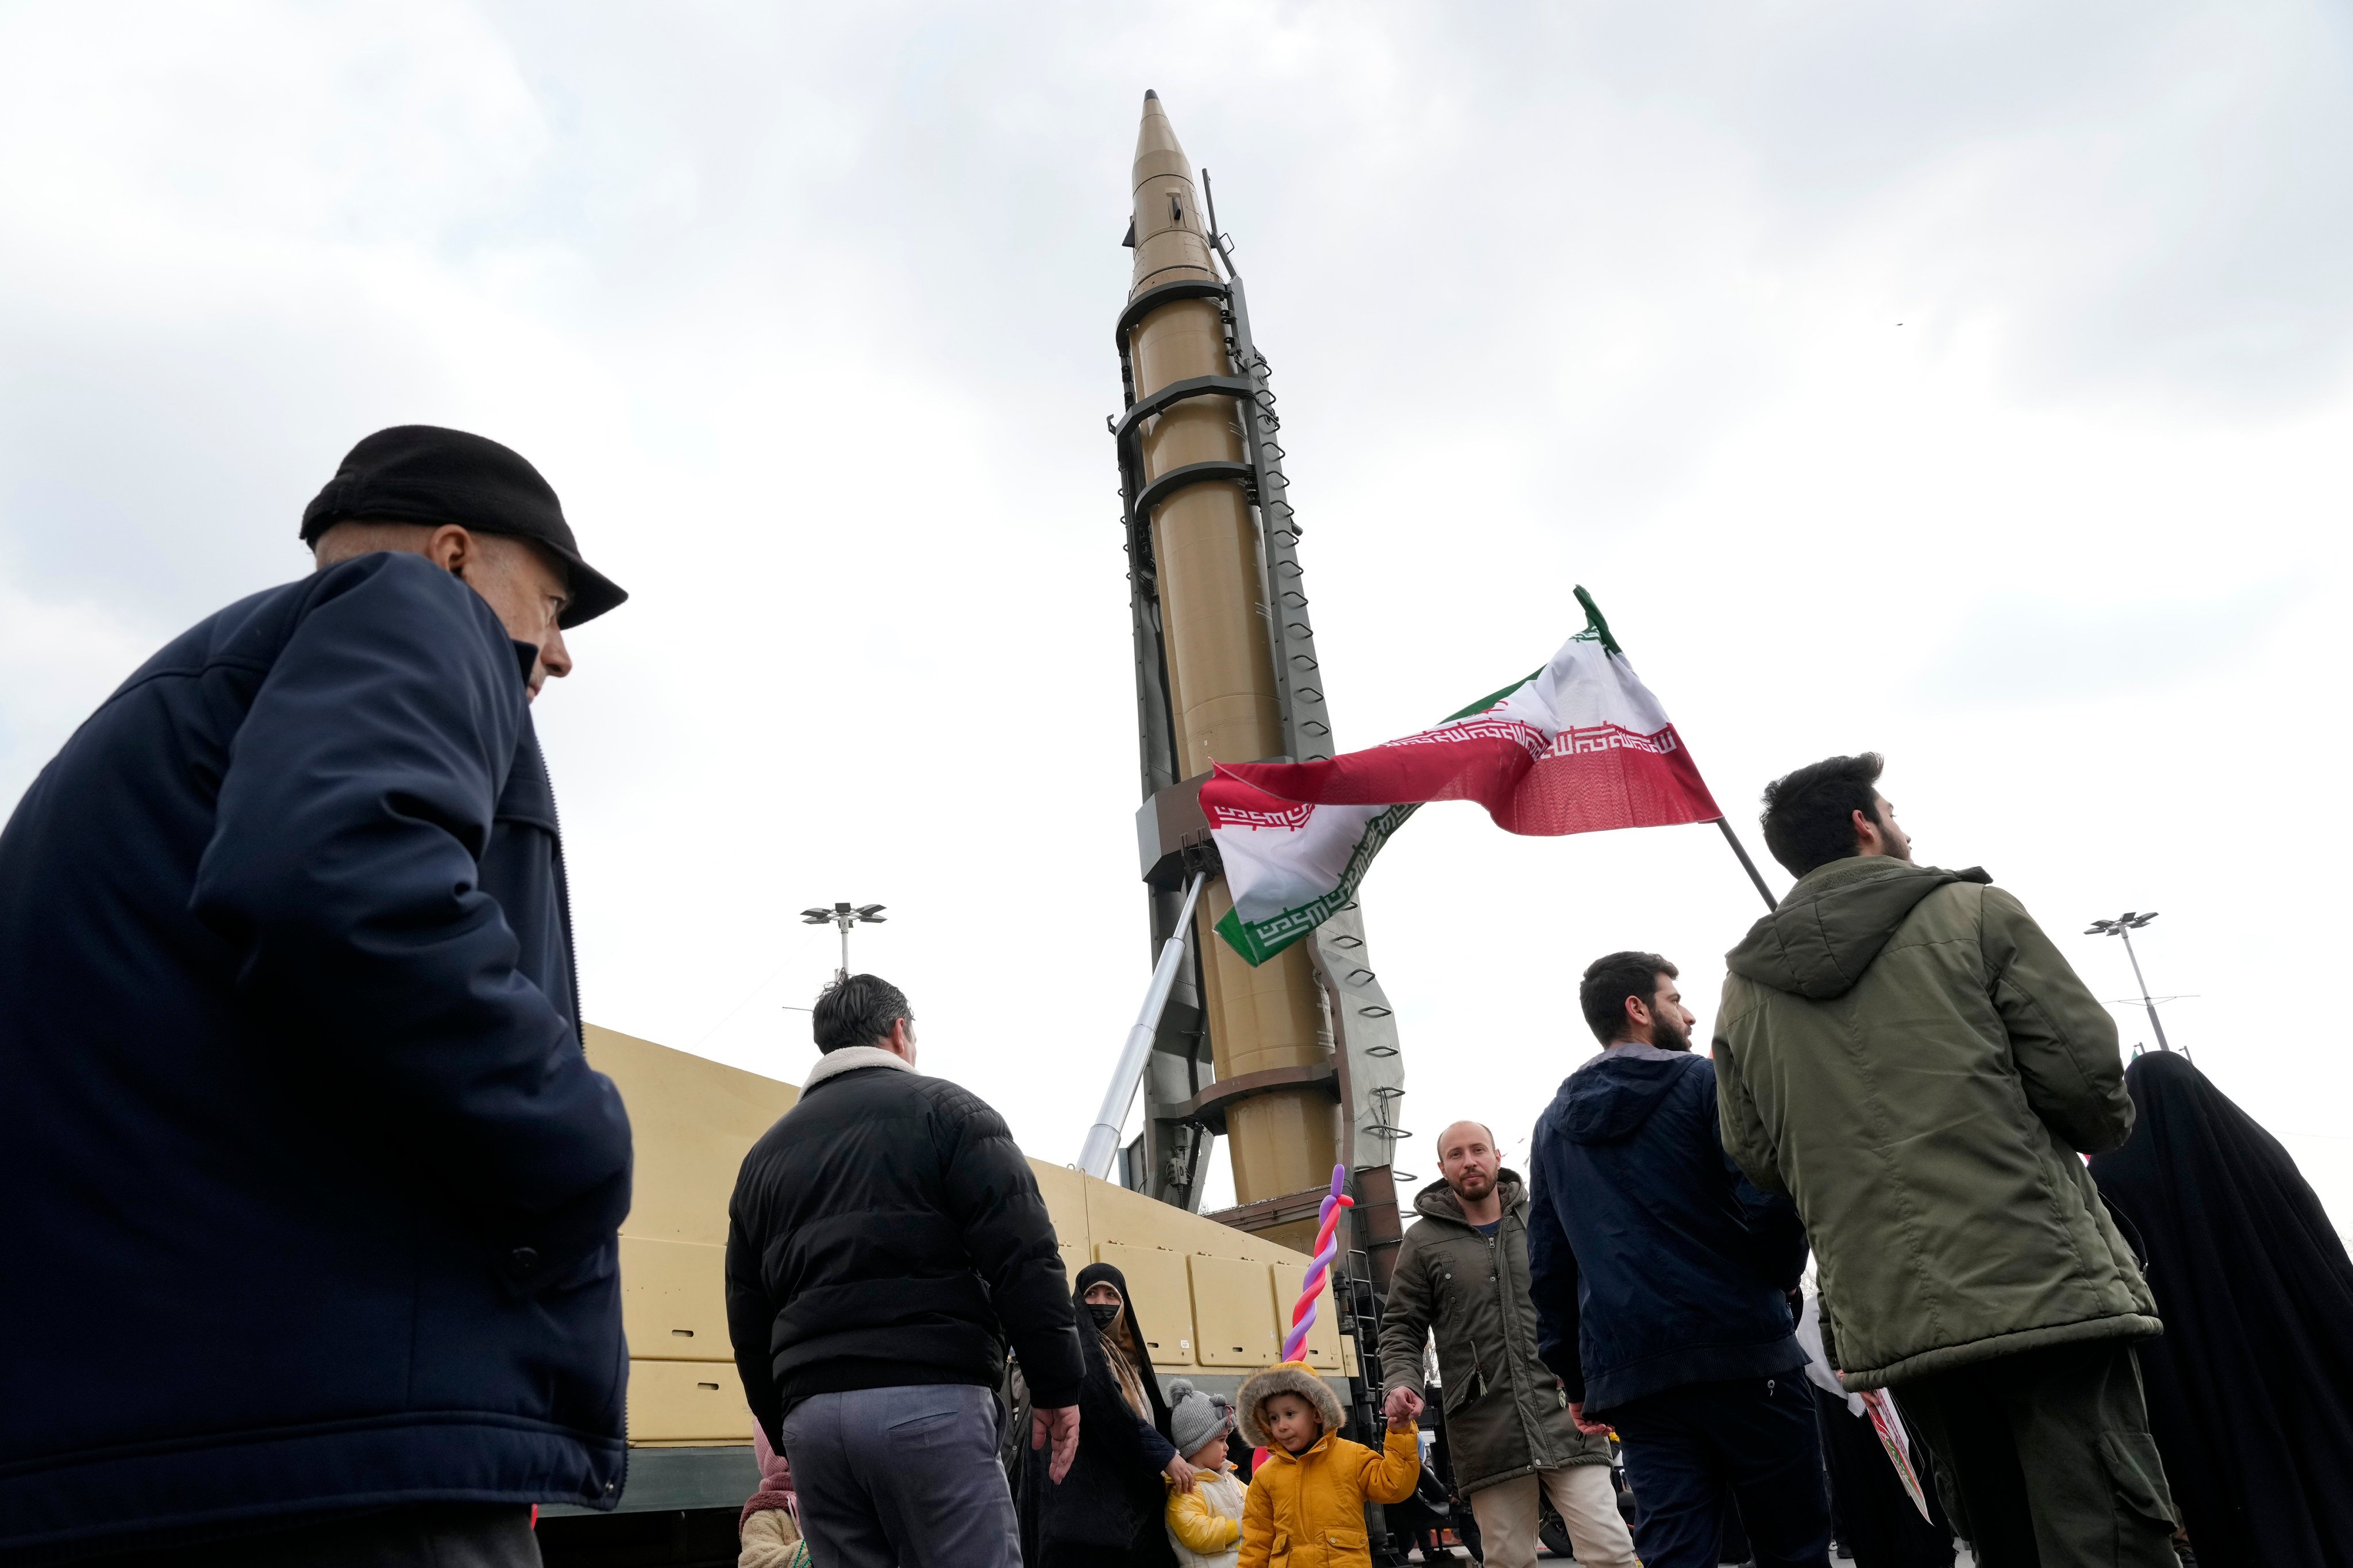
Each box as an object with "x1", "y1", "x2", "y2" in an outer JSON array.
[{"x1": 1234, "y1": 1362, "x2": 1423, "y2": 1568}]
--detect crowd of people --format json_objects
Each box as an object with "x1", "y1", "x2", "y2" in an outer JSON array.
[{"x1": 3, "y1": 423, "x2": 2351, "y2": 1568}]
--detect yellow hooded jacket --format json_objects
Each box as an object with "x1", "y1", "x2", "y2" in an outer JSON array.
[{"x1": 1239, "y1": 1427, "x2": 1419, "y2": 1568}]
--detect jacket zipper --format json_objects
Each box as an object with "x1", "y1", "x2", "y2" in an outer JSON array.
[
  {"x1": 1486, "y1": 1222, "x2": 1507, "y2": 1425},
  {"x1": 537, "y1": 748, "x2": 625, "y2": 1507},
  {"x1": 538, "y1": 750, "x2": 584, "y2": 1050},
  {"x1": 1490, "y1": 1211, "x2": 1554, "y2": 1443},
  {"x1": 1474, "y1": 1224, "x2": 1495, "y2": 1402}
]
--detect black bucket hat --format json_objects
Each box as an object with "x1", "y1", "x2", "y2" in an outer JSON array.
[{"x1": 299, "y1": 425, "x2": 627, "y2": 627}]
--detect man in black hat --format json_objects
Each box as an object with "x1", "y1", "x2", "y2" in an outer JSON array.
[{"x1": 0, "y1": 426, "x2": 636, "y2": 1565}]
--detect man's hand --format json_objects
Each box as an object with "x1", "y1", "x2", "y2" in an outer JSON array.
[
  {"x1": 1381, "y1": 1385, "x2": 1422, "y2": 1427},
  {"x1": 1385, "y1": 1386, "x2": 1426, "y2": 1432},
  {"x1": 1569, "y1": 1400, "x2": 1611, "y2": 1436},
  {"x1": 1033, "y1": 1404, "x2": 1080, "y2": 1483},
  {"x1": 1164, "y1": 1453, "x2": 1200, "y2": 1492}
]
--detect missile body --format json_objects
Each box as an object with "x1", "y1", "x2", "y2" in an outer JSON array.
[{"x1": 1117, "y1": 93, "x2": 1361, "y2": 1243}]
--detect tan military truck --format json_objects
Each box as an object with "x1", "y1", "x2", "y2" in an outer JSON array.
[{"x1": 536, "y1": 1025, "x2": 1350, "y2": 1566}]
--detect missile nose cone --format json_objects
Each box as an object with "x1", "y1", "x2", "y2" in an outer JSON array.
[
  {"x1": 1129, "y1": 91, "x2": 1216, "y2": 295},
  {"x1": 1134, "y1": 90, "x2": 1183, "y2": 160}
]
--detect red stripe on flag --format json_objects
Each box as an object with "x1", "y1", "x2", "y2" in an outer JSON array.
[
  {"x1": 1217, "y1": 725, "x2": 1719, "y2": 839},
  {"x1": 1218, "y1": 733, "x2": 1538, "y2": 812},
  {"x1": 1493, "y1": 733, "x2": 1720, "y2": 834},
  {"x1": 1199, "y1": 772, "x2": 1315, "y2": 829}
]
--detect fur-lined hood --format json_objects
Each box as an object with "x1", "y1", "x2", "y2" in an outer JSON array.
[{"x1": 1235, "y1": 1361, "x2": 1345, "y2": 1448}]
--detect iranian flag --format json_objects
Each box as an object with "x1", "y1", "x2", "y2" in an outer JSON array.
[{"x1": 1204, "y1": 588, "x2": 1724, "y2": 964}]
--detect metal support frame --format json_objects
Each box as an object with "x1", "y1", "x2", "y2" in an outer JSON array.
[
  {"x1": 1081, "y1": 870, "x2": 1210, "y2": 1180},
  {"x1": 1339, "y1": 1246, "x2": 1388, "y2": 1439},
  {"x1": 1209, "y1": 213, "x2": 1333, "y2": 766},
  {"x1": 1339, "y1": 1243, "x2": 1411, "y2": 1567},
  {"x1": 1109, "y1": 179, "x2": 1405, "y2": 1234},
  {"x1": 1111, "y1": 373, "x2": 1257, "y2": 440},
  {"x1": 1131, "y1": 459, "x2": 1257, "y2": 523},
  {"x1": 1112, "y1": 292, "x2": 1218, "y2": 1211}
]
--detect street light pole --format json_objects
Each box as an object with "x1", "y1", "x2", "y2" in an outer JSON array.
[
  {"x1": 2085, "y1": 911, "x2": 2171, "y2": 1052},
  {"x1": 802, "y1": 901, "x2": 887, "y2": 981},
  {"x1": 2116, "y1": 924, "x2": 2170, "y2": 1053}
]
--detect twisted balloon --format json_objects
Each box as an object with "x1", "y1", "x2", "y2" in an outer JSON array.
[{"x1": 1281, "y1": 1164, "x2": 1354, "y2": 1363}]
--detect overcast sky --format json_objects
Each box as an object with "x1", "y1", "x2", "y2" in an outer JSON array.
[{"x1": 4, "y1": 2, "x2": 2348, "y2": 1224}]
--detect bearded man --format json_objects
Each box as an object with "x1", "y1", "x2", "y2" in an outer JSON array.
[
  {"x1": 1379, "y1": 1121, "x2": 1636, "y2": 1568},
  {"x1": 1715, "y1": 754, "x2": 2173, "y2": 1568},
  {"x1": 1527, "y1": 953, "x2": 1830, "y2": 1568}
]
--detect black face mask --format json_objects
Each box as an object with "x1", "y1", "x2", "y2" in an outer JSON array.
[{"x1": 1087, "y1": 1303, "x2": 1123, "y2": 1330}]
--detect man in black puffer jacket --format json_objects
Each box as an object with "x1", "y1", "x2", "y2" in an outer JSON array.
[
  {"x1": 0, "y1": 426, "x2": 635, "y2": 1565},
  {"x1": 727, "y1": 974, "x2": 1086, "y2": 1568},
  {"x1": 1528, "y1": 951, "x2": 1829, "y2": 1568}
]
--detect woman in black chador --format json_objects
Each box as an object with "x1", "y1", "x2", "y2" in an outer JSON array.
[
  {"x1": 1019, "y1": 1261, "x2": 1187, "y2": 1567},
  {"x1": 2090, "y1": 1049, "x2": 2353, "y2": 1568}
]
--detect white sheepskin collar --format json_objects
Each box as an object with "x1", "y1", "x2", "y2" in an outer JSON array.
[{"x1": 802, "y1": 1045, "x2": 918, "y2": 1092}]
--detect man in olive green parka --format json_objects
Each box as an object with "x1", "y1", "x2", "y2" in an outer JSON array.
[
  {"x1": 1379, "y1": 1122, "x2": 1635, "y2": 1568},
  {"x1": 1713, "y1": 753, "x2": 2177, "y2": 1568}
]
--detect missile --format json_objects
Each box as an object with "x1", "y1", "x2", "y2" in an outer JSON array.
[{"x1": 1115, "y1": 91, "x2": 1351, "y2": 1242}]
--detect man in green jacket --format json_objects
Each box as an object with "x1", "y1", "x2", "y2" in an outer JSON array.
[
  {"x1": 1713, "y1": 753, "x2": 2177, "y2": 1568},
  {"x1": 1379, "y1": 1121, "x2": 1636, "y2": 1568}
]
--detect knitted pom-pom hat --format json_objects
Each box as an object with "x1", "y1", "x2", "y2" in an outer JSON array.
[
  {"x1": 1167, "y1": 1378, "x2": 1234, "y2": 1455},
  {"x1": 1235, "y1": 1362, "x2": 1345, "y2": 1448}
]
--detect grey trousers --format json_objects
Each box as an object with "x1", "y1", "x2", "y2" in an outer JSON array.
[{"x1": 783, "y1": 1382, "x2": 1019, "y2": 1568}]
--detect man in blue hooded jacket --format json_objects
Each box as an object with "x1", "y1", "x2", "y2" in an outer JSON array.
[
  {"x1": 1527, "y1": 950, "x2": 1830, "y2": 1568},
  {"x1": 0, "y1": 427, "x2": 634, "y2": 1565}
]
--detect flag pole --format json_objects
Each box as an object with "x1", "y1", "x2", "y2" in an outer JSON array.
[{"x1": 1716, "y1": 818, "x2": 1777, "y2": 911}]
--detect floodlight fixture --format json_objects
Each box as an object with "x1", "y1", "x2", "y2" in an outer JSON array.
[
  {"x1": 806, "y1": 900, "x2": 888, "y2": 978},
  {"x1": 2086, "y1": 909, "x2": 2171, "y2": 1051}
]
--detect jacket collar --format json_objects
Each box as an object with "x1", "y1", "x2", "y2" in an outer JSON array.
[
  {"x1": 1593, "y1": 1041, "x2": 1690, "y2": 1065},
  {"x1": 1266, "y1": 1430, "x2": 1339, "y2": 1465},
  {"x1": 1412, "y1": 1172, "x2": 1526, "y2": 1227},
  {"x1": 801, "y1": 1045, "x2": 917, "y2": 1093}
]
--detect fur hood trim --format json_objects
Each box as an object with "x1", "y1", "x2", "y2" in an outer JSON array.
[{"x1": 1236, "y1": 1361, "x2": 1346, "y2": 1448}]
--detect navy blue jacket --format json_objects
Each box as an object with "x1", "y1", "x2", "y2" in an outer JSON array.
[
  {"x1": 0, "y1": 553, "x2": 634, "y2": 1557},
  {"x1": 1526, "y1": 1044, "x2": 1808, "y2": 1416}
]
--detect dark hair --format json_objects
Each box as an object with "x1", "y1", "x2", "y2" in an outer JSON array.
[
  {"x1": 1579, "y1": 952, "x2": 1677, "y2": 1045},
  {"x1": 1759, "y1": 753, "x2": 1885, "y2": 877},
  {"x1": 812, "y1": 973, "x2": 912, "y2": 1053}
]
